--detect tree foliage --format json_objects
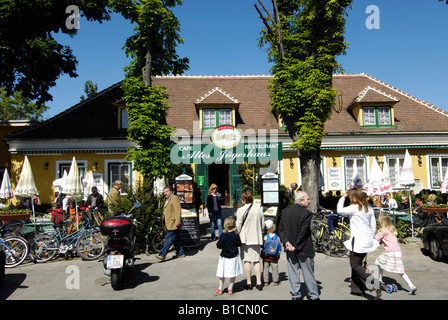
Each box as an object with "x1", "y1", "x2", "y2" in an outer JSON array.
[
  {"x1": 122, "y1": 77, "x2": 174, "y2": 178},
  {"x1": 109, "y1": 0, "x2": 189, "y2": 85},
  {"x1": 0, "y1": 0, "x2": 110, "y2": 104},
  {"x1": 0, "y1": 87, "x2": 49, "y2": 121},
  {"x1": 258, "y1": 0, "x2": 352, "y2": 153},
  {"x1": 256, "y1": 0, "x2": 352, "y2": 210},
  {"x1": 110, "y1": 0, "x2": 189, "y2": 179},
  {"x1": 80, "y1": 80, "x2": 98, "y2": 101}
]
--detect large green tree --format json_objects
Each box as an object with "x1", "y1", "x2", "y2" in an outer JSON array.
[
  {"x1": 256, "y1": 0, "x2": 352, "y2": 211},
  {"x1": 0, "y1": 0, "x2": 110, "y2": 104},
  {"x1": 0, "y1": 87, "x2": 48, "y2": 120},
  {"x1": 109, "y1": 0, "x2": 189, "y2": 179}
]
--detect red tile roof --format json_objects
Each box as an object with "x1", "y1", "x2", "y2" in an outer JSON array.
[{"x1": 8, "y1": 73, "x2": 448, "y2": 140}]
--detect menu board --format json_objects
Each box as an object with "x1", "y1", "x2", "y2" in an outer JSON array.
[
  {"x1": 180, "y1": 209, "x2": 200, "y2": 248},
  {"x1": 175, "y1": 174, "x2": 194, "y2": 209}
]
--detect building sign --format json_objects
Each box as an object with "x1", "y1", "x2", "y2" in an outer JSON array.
[
  {"x1": 211, "y1": 125, "x2": 242, "y2": 149},
  {"x1": 327, "y1": 167, "x2": 342, "y2": 191},
  {"x1": 171, "y1": 125, "x2": 282, "y2": 164},
  {"x1": 171, "y1": 142, "x2": 282, "y2": 164}
]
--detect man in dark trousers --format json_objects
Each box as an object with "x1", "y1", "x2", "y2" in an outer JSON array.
[{"x1": 279, "y1": 191, "x2": 320, "y2": 300}]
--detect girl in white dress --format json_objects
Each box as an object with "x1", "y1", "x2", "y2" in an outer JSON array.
[{"x1": 216, "y1": 218, "x2": 243, "y2": 295}]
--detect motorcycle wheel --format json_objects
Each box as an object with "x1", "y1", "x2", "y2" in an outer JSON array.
[{"x1": 111, "y1": 269, "x2": 121, "y2": 290}]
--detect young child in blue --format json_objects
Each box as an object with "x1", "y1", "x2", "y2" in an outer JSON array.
[
  {"x1": 261, "y1": 219, "x2": 282, "y2": 286},
  {"x1": 216, "y1": 218, "x2": 243, "y2": 295}
]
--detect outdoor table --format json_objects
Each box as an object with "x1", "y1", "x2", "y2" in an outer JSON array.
[
  {"x1": 421, "y1": 207, "x2": 448, "y2": 221},
  {"x1": 22, "y1": 221, "x2": 55, "y2": 235},
  {"x1": 378, "y1": 208, "x2": 410, "y2": 226}
]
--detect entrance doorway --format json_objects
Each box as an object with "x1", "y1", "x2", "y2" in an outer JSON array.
[{"x1": 208, "y1": 164, "x2": 230, "y2": 206}]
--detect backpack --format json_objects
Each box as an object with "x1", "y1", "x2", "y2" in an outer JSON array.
[{"x1": 262, "y1": 233, "x2": 282, "y2": 258}]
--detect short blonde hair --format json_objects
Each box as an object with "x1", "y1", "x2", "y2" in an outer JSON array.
[
  {"x1": 428, "y1": 194, "x2": 437, "y2": 202},
  {"x1": 208, "y1": 183, "x2": 218, "y2": 194}
]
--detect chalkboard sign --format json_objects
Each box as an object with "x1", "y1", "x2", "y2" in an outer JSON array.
[{"x1": 180, "y1": 209, "x2": 200, "y2": 248}]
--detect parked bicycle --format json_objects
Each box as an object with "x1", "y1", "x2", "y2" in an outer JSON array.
[
  {"x1": 147, "y1": 216, "x2": 166, "y2": 254},
  {"x1": 87, "y1": 208, "x2": 105, "y2": 227},
  {"x1": 31, "y1": 215, "x2": 105, "y2": 262},
  {"x1": 311, "y1": 210, "x2": 350, "y2": 257},
  {"x1": 0, "y1": 224, "x2": 29, "y2": 268}
]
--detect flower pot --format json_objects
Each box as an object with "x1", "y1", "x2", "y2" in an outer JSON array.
[{"x1": 0, "y1": 213, "x2": 31, "y2": 222}]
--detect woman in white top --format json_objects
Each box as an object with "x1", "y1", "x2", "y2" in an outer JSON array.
[
  {"x1": 337, "y1": 188, "x2": 380, "y2": 298},
  {"x1": 236, "y1": 191, "x2": 265, "y2": 291},
  {"x1": 381, "y1": 193, "x2": 398, "y2": 210}
]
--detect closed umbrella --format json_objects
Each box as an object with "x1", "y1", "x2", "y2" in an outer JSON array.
[
  {"x1": 440, "y1": 168, "x2": 448, "y2": 194},
  {"x1": 0, "y1": 169, "x2": 13, "y2": 200},
  {"x1": 365, "y1": 157, "x2": 392, "y2": 196},
  {"x1": 53, "y1": 170, "x2": 68, "y2": 193},
  {"x1": 62, "y1": 157, "x2": 83, "y2": 229},
  {"x1": 83, "y1": 171, "x2": 95, "y2": 201},
  {"x1": 15, "y1": 156, "x2": 39, "y2": 221},
  {"x1": 398, "y1": 149, "x2": 415, "y2": 237},
  {"x1": 350, "y1": 162, "x2": 363, "y2": 189}
]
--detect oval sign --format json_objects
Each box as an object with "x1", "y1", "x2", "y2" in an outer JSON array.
[{"x1": 211, "y1": 125, "x2": 242, "y2": 149}]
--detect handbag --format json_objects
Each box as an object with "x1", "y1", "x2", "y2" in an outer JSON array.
[{"x1": 240, "y1": 204, "x2": 253, "y2": 229}]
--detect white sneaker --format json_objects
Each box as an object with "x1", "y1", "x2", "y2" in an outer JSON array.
[{"x1": 409, "y1": 286, "x2": 417, "y2": 295}]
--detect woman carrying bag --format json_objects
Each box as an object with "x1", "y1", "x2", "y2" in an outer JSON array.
[{"x1": 236, "y1": 191, "x2": 265, "y2": 291}]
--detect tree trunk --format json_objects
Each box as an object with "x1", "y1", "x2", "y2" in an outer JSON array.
[
  {"x1": 299, "y1": 149, "x2": 321, "y2": 213},
  {"x1": 143, "y1": 42, "x2": 152, "y2": 87}
]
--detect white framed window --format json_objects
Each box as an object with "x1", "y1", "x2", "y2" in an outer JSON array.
[
  {"x1": 429, "y1": 154, "x2": 448, "y2": 189},
  {"x1": 219, "y1": 109, "x2": 232, "y2": 126},
  {"x1": 202, "y1": 108, "x2": 233, "y2": 128},
  {"x1": 384, "y1": 154, "x2": 405, "y2": 189},
  {"x1": 105, "y1": 160, "x2": 132, "y2": 196},
  {"x1": 203, "y1": 109, "x2": 216, "y2": 128},
  {"x1": 56, "y1": 160, "x2": 87, "y2": 180},
  {"x1": 343, "y1": 155, "x2": 367, "y2": 189},
  {"x1": 362, "y1": 106, "x2": 392, "y2": 127}
]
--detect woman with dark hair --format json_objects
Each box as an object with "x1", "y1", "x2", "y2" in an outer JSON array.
[
  {"x1": 337, "y1": 188, "x2": 380, "y2": 298},
  {"x1": 236, "y1": 191, "x2": 265, "y2": 291}
]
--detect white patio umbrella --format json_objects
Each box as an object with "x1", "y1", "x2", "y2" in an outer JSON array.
[
  {"x1": 83, "y1": 170, "x2": 95, "y2": 201},
  {"x1": 0, "y1": 169, "x2": 13, "y2": 200},
  {"x1": 14, "y1": 156, "x2": 39, "y2": 221},
  {"x1": 440, "y1": 168, "x2": 448, "y2": 194},
  {"x1": 62, "y1": 157, "x2": 83, "y2": 229},
  {"x1": 398, "y1": 149, "x2": 415, "y2": 237},
  {"x1": 52, "y1": 170, "x2": 68, "y2": 193},
  {"x1": 365, "y1": 157, "x2": 391, "y2": 197},
  {"x1": 350, "y1": 162, "x2": 363, "y2": 189}
]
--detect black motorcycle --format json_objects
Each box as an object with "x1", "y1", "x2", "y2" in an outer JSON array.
[{"x1": 100, "y1": 202, "x2": 141, "y2": 290}]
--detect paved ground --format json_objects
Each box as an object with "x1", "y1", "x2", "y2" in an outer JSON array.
[{"x1": 1, "y1": 208, "x2": 448, "y2": 305}]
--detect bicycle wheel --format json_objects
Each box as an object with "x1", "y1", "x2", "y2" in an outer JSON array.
[
  {"x1": 30, "y1": 233, "x2": 59, "y2": 263},
  {"x1": 150, "y1": 228, "x2": 166, "y2": 253},
  {"x1": 3, "y1": 236, "x2": 29, "y2": 268},
  {"x1": 311, "y1": 221, "x2": 326, "y2": 253},
  {"x1": 76, "y1": 232, "x2": 105, "y2": 260},
  {"x1": 323, "y1": 228, "x2": 349, "y2": 257}
]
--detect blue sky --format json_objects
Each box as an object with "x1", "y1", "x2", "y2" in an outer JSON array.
[{"x1": 46, "y1": 0, "x2": 448, "y2": 119}]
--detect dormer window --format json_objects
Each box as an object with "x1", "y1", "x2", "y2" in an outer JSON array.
[
  {"x1": 362, "y1": 106, "x2": 392, "y2": 127},
  {"x1": 195, "y1": 87, "x2": 240, "y2": 130},
  {"x1": 349, "y1": 86, "x2": 399, "y2": 129},
  {"x1": 203, "y1": 108, "x2": 232, "y2": 129}
]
